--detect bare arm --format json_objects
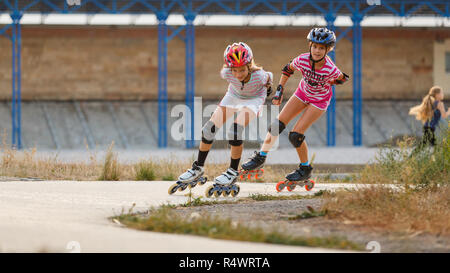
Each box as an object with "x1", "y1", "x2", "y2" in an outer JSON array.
[
  {"x1": 272, "y1": 62, "x2": 295, "y2": 105},
  {"x1": 278, "y1": 73, "x2": 290, "y2": 88},
  {"x1": 437, "y1": 101, "x2": 449, "y2": 119}
]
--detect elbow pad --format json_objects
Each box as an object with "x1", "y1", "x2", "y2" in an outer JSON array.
[{"x1": 282, "y1": 63, "x2": 294, "y2": 77}]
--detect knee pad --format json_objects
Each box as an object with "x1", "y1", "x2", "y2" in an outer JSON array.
[
  {"x1": 228, "y1": 123, "x2": 244, "y2": 146},
  {"x1": 288, "y1": 132, "x2": 305, "y2": 147},
  {"x1": 268, "y1": 119, "x2": 286, "y2": 136},
  {"x1": 201, "y1": 120, "x2": 216, "y2": 144}
]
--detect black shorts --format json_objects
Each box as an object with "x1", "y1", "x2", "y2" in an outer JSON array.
[{"x1": 422, "y1": 126, "x2": 436, "y2": 146}]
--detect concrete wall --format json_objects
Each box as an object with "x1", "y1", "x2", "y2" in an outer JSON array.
[
  {"x1": 0, "y1": 100, "x2": 444, "y2": 150},
  {"x1": 434, "y1": 38, "x2": 450, "y2": 96},
  {"x1": 0, "y1": 26, "x2": 449, "y2": 101}
]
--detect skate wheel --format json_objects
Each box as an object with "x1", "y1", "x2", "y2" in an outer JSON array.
[
  {"x1": 222, "y1": 190, "x2": 230, "y2": 197},
  {"x1": 247, "y1": 174, "x2": 252, "y2": 180},
  {"x1": 255, "y1": 173, "x2": 259, "y2": 179},
  {"x1": 276, "y1": 181, "x2": 285, "y2": 192},
  {"x1": 240, "y1": 175, "x2": 244, "y2": 180},
  {"x1": 305, "y1": 180, "x2": 315, "y2": 191},
  {"x1": 286, "y1": 181, "x2": 296, "y2": 192},
  {"x1": 205, "y1": 185, "x2": 215, "y2": 198},
  {"x1": 213, "y1": 190, "x2": 220, "y2": 198},
  {"x1": 231, "y1": 185, "x2": 240, "y2": 197},
  {"x1": 199, "y1": 177, "x2": 207, "y2": 185},
  {"x1": 260, "y1": 169, "x2": 264, "y2": 174},
  {"x1": 168, "y1": 184, "x2": 179, "y2": 195}
]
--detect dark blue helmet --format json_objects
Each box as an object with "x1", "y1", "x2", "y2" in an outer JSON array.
[{"x1": 307, "y1": 27, "x2": 336, "y2": 47}]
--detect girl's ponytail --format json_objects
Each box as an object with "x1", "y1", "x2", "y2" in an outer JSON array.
[{"x1": 409, "y1": 86, "x2": 442, "y2": 123}]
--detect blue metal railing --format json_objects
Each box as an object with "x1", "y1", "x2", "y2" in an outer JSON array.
[{"x1": 1, "y1": 0, "x2": 449, "y2": 148}]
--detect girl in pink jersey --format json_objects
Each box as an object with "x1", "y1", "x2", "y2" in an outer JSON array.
[
  {"x1": 242, "y1": 28, "x2": 349, "y2": 183},
  {"x1": 171, "y1": 42, "x2": 273, "y2": 197}
]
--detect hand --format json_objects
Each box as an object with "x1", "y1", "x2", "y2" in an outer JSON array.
[
  {"x1": 266, "y1": 86, "x2": 273, "y2": 97},
  {"x1": 272, "y1": 85, "x2": 284, "y2": 105},
  {"x1": 331, "y1": 72, "x2": 349, "y2": 85},
  {"x1": 272, "y1": 94, "x2": 283, "y2": 105}
]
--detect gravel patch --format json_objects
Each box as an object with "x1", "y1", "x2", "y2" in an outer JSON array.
[{"x1": 172, "y1": 198, "x2": 450, "y2": 253}]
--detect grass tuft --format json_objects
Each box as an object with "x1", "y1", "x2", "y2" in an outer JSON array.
[
  {"x1": 114, "y1": 207, "x2": 362, "y2": 251},
  {"x1": 249, "y1": 193, "x2": 320, "y2": 201},
  {"x1": 98, "y1": 142, "x2": 121, "y2": 181},
  {"x1": 134, "y1": 160, "x2": 156, "y2": 181},
  {"x1": 285, "y1": 206, "x2": 328, "y2": 220}
]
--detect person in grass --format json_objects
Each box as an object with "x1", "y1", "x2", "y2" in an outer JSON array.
[{"x1": 409, "y1": 86, "x2": 449, "y2": 146}]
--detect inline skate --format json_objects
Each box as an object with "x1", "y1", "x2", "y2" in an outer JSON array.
[
  {"x1": 205, "y1": 168, "x2": 240, "y2": 197},
  {"x1": 168, "y1": 161, "x2": 208, "y2": 195},
  {"x1": 240, "y1": 151, "x2": 266, "y2": 180},
  {"x1": 276, "y1": 164, "x2": 315, "y2": 192}
]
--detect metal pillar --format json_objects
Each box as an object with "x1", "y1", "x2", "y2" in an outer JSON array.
[
  {"x1": 157, "y1": 11, "x2": 168, "y2": 148},
  {"x1": 11, "y1": 10, "x2": 22, "y2": 149},
  {"x1": 351, "y1": 13, "x2": 363, "y2": 146},
  {"x1": 325, "y1": 12, "x2": 336, "y2": 147},
  {"x1": 184, "y1": 12, "x2": 196, "y2": 148}
]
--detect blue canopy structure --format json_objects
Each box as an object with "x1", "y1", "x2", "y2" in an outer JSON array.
[{"x1": 1, "y1": 0, "x2": 449, "y2": 149}]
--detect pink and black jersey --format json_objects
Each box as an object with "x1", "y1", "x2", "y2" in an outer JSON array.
[
  {"x1": 291, "y1": 53, "x2": 341, "y2": 102},
  {"x1": 220, "y1": 68, "x2": 273, "y2": 99}
]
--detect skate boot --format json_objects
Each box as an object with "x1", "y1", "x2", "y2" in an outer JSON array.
[
  {"x1": 240, "y1": 151, "x2": 266, "y2": 180},
  {"x1": 276, "y1": 164, "x2": 315, "y2": 193},
  {"x1": 286, "y1": 164, "x2": 313, "y2": 181},
  {"x1": 205, "y1": 168, "x2": 240, "y2": 198},
  {"x1": 168, "y1": 161, "x2": 207, "y2": 195}
]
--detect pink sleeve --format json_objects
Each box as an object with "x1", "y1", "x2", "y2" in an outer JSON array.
[
  {"x1": 291, "y1": 55, "x2": 303, "y2": 71},
  {"x1": 326, "y1": 57, "x2": 342, "y2": 80},
  {"x1": 330, "y1": 66, "x2": 342, "y2": 80}
]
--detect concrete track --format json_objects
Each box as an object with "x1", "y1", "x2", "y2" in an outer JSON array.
[{"x1": 0, "y1": 180, "x2": 365, "y2": 253}]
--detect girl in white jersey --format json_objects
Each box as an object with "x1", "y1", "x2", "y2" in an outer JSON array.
[
  {"x1": 172, "y1": 42, "x2": 273, "y2": 197},
  {"x1": 242, "y1": 28, "x2": 349, "y2": 183}
]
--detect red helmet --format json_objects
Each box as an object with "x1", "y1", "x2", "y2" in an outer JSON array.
[{"x1": 224, "y1": 42, "x2": 253, "y2": 67}]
